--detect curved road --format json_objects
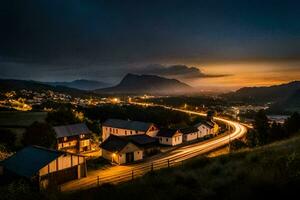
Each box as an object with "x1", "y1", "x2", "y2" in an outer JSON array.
[{"x1": 61, "y1": 105, "x2": 247, "y2": 192}]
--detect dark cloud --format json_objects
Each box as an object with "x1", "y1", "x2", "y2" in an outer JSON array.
[
  {"x1": 138, "y1": 64, "x2": 229, "y2": 79},
  {"x1": 0, "y1": 0, "x2": 300, "y2": 82}
]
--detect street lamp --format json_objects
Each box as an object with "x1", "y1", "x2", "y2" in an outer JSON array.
[{"x1": 112, "y1": 153, "x2": 116, "y2": 163}]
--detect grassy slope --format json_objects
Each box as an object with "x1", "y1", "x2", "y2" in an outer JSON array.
[{"x1": 65, "y1": 135, "x2": 300, "y2": 200}]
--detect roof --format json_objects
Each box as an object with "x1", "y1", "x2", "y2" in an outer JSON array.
[
  {"x1": 179, "y1": 127, "x2": 199, "y2": 134},
  {"x1": 53, "y1": 123, "x2": 91, "y2": 138},
  {"x1": 100, "y1": 135, "x2": 133, "y2": 152},
  {"x1": 120, "y1": 135, "x2": 158, "y2": 146},
  {"x1": 194, "y1": 120, "x2": 215, "y2": 129},
  {"x1": 102, "y1": 119, "x2": 153, "y2": 132},
  {"x1": 157, "y1": 128, "x2": 182, "y2": 138},
  {"x1": 2, "y1": 146, "x2": 64, "y2": 178}
]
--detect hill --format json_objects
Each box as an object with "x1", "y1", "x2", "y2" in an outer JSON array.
[
  {"x1": 224, "y1": 81, "x2": 300, "y2": 104},
  {"x1": 95, "y1": 73, "x2": 193, "y2": 94},
  {"x1": 44, "y1": 79, "x2": 110, "y2": 90},
  {"x1": 0, "y1": 79, "x2": 92, "y2": 97},
  {"x1": 270, "y1": 89, "x2": 300, "y2": 113}
]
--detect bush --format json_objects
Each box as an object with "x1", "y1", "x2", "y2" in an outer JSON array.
[
  {"x1": 230, "y1": 139, "x2": 247, "y2": 151},
  {"x1": 0, "y1": 129, "x2": 16, "y2": 151},
  {"x1": 22, "y1": 122, "x2": 56, "y2": 148}
]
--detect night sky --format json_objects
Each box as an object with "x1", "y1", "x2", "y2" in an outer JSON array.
[{"x1": 1, "y1": 0, "x2": 300, "y2": 90}]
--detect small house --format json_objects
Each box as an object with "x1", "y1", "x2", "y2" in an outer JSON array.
[
  {"x1": 100, "y1": 135, "x2": 143, "y2": 164},
  {"x1": 53, "y1": 123, "x2": 92, "y2": 154},
  {"x1": 0, "y1": 146, "x2": 86, "y2": 189},
  {"x1": 180, "y1": 127, "x2": 199, "y2": 142},
  {"x1": 102, "y1": 118, "x2": 159, "y2": 141},
  {"x1": 194, "y1": 120, "x2": 219, "y2": 138},
  {"x1": 156, "y1": 129, "x2": 183, "y2": 146}
]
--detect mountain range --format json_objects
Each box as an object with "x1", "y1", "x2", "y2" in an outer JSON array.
[
  {"x1": 0, "y1": 79, "x2": 92, "y2": 97},
  {"x1": 95, "y1": 73, "x2": 193, "y2": 94},
  {"x1": 44, "y1": 79, "x2": 110, "y2": 90},
  {"x1": 224, "y1": 81, "x2": 300, "y2": 112},
  {"x1": 224, "y1": 81, "x2": 300, "y2": 103}
]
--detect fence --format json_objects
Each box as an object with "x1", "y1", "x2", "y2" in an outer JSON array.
[{"x1": 94, "y1": 158, "x2": 184, "y2": 187}]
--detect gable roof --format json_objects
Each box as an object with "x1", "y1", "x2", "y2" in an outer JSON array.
[
  {"x1": 194, "y1": 120, "x2": 215, "y2": 129},
  {"x1": 2, "y1": 146, "x2": 64, "y2": 178},
  {"x1": 102, "y1": 119, "x2": 154, "y2": 132},
  {"x1": 120, "y1": 135, "x2": 158, "y2": 147},
  {"x1": 100, "y1": 135, "x2": 139, "y2": 152},
  {"x1": 53, "y1": 123, "x2": 91, "y2": 138},
  {"x1": 157, "y1": 128, "x2": 182, "y2": 138},
  {"x1": 179, "y1": 127, "x2": 199, "y2": 134}
]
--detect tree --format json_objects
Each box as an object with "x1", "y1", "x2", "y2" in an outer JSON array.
[
  {"x1": 284, "y1": 112, "x2": 300, "y2": 136},
  {"x1": 253, "y1": 110, "x2": 270, "y2": 145},
  {"x1": 206, "y1": 110, "x2": 215, "y2": 121},
  {"x1": 22, "y1": 122, "x2": 56, "y2": 148},
  {"x1": 46, "y1": 107, "x2": 81, "y2": 126},
  {"x1": 246, "y1": 130, "x2": 259, "y2": 147},
  {"x1": 269, "y1": 122, "x2": 285, "y2": 141},
  {"x1": 0, "y1": 129, "x2": 16, "y2": 151},
  {"x1": 230, "y1": 139, "x2": 247, "y2": 151}
]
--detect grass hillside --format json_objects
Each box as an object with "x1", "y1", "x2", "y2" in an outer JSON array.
[{"x1": 65, "y1": 134, "x2": 300, "y2": 200}]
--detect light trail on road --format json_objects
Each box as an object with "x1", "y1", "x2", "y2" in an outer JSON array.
[{"x1": 61, "y1": 103, "x2": 247, "y2": 192}]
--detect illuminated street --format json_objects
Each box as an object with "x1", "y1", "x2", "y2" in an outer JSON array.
[{"x1": 61, "y1": 105, "x2": 247, "y2": 192}]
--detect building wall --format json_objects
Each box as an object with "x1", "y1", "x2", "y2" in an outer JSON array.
[
  {"x1": 39, "y1": 154, "x2": 85, "y2": 176},
  {"x1": 172, "y1": 135, "x2": 183, "y2": 146},
  {"x1": 102, "y1": 146, "x2": 143, "y2": 165},
  {"x1": 134, "y1": 150, "x2": 143, "y2": 161},
  {"x1": 158, "y1": 134, "x2": 183, "y2": 146},
  {"x1": 102, "y1": 126, "x2": 146, "y2": 141},
  {"x1": 38, "y1": 154, "x2": 86, "y2": 189},
  {"x1": 183, "y1": 132, "x2": 198, "y2": 142},
  {"x1": 197, "y1": 125, "x2": 213, "y2": 138},
  {"x1": 145, "y1": 125, "x2": 159, "y2": 137},
  {"x1": 102, "y1": 149, "x2": 116, "y2": 163}
]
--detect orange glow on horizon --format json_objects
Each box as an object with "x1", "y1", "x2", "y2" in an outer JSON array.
[{"x1": 181, "y1": 60, "x2": 300, "y2": 91}]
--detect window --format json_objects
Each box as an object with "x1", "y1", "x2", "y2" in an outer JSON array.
[
  {"x1": 64, "y1": 137, "x2": 67, "y2": 141},
  {"x1": 166, "y1": 138, "x2": 168, "y2": 142},
  {"x1": 130, "y1": 131, "x2": 132, "y2": 134},
  {"x1": 125, "y1": 130, "x2": 127, "y2": 135},
  {"x1": 136, "y1": 130, "x2": 138, "y2": 134}
]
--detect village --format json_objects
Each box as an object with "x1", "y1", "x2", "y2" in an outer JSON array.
[{"x1": 0, "y1": 113, "x2": 220, "y2": 190}]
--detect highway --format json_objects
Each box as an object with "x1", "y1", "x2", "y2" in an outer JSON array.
[{"x1": 61, "y1": 104, "x2": 247, "y2": 192}]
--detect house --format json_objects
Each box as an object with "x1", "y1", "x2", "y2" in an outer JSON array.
[
  {"x1": 120, "y1": 134, "x2": 159, "y2": 156},
  {"x1": 0, "y1": 146, "x2": 86, "y2": 189},
  {"x1": 102, "y1": 119, "x2": 159, "y2": 141},
  {"x1": 156, "y1": 128, "x2": 183, "y2": 146},
  {"x1": 194, "y1": 120, "x2": 219, "y2": 138},
  {"x1": 180, "y1": 127, "x2": 199, "y2": 142},
  {"x1": 100, "y1": 135, "x2": 143, "y2": 164},
  {"x1": 53, "y1": 123, "x2": 92, "y2": 154}
]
